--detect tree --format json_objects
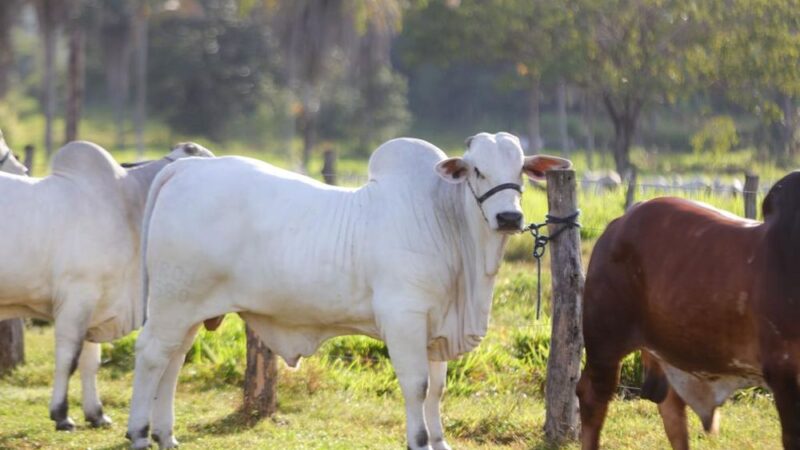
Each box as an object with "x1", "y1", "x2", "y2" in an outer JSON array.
[
  {"x1": 65, "y1": 0, "x2": 87, "y2": 144},
  {"x1": 263, "y1": 0, "x2": 407, "y2": 169},
  {"x1": 99, "y1": 0, "x2": 136, "y2": 150},
  {"x1": 707, "y1": 0, "x2": 800, "y2": 159},
  {"x1": 402, "y1": 1, "x2": 582, "y2": 154},
  {"x1": 33, "y1": 0, "x2": 68, "y2": 157},
  {"x1": 0, "y1": 1, "x2": 23, "y2": 98},
  {"x1": 576, "y1": 0, "x2": 710, "y2": 175}
]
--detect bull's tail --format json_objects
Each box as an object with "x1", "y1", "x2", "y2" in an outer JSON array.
[{"x1": 139, "y1": 163, "x2": 180, "y2": 327}]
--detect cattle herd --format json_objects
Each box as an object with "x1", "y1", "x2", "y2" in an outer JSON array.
[{"x1": 0, "y1": 130, "x2": 797, "y2": 450}]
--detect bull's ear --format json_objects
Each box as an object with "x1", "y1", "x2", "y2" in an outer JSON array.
[
  {"x1": 523, "y1": 155, "x2": 572, "y2": 181},
  {"x1": 435, "y1": 157, "x2": 470, "y2": 184}
]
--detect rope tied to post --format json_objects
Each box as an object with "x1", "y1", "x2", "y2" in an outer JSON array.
[{"x1": 523, "y1": 210, "x2": 581, "y2": 320}]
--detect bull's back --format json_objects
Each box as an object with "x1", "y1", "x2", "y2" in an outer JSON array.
[
  {"x1": 145, "y1": 157, "x2": 376, "y2": 326},
  {"x1": 585, "y1": 197, "x2": 763, "y2": 373}
]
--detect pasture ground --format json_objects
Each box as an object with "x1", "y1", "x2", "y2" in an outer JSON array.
[
  {"x1": 0, "y1": 146, "x2": 788, "y2": 449},
  {"x1": 0, "y1": 263, "x2": 781, "y2": 449}
]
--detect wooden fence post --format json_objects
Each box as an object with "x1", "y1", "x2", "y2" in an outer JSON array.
[
  {"x1": 322, "y1": 148, "x2": 336, "y2": 185},
  {"x1": 543, "y1": 169, "x2": 584, "y2": 443},
  {"x1": 744, "y1": 173, "x2": 759, "y2": 220},
  {"x1": 0, "y1": 319, "x2": 24, "y2": 374},
  {"x1": 242, "y1": 325, "x2": 278, "y2": 419},
  {"x1": 23, "y1": 145, "x2": 34, "y2": 175}
]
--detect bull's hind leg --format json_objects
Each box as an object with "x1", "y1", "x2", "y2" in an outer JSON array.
[
  {"x1": 79, "y1": 341, "x2": 112, "y2": 427},
  {"x1": 657, "y1": 387, "x2": 689, "y2": 450},
  {"x1": 764, "y1": 361, "x2": 800, "y2": 449},
  {"x1": 576, "y1": 357, "x2": 622, "y2": 450},
  {"x1": 641, "y1": 352, "x2": 689, "y2": 450},
  {"x1": 127, "y1": 320, "x2": 194, "y2": 450},
  {"x1": 150, "y1": 324, "x2": 200, "y2": 449},
  {"x1": 424, "y1": 360, "x2": 451, "y2": 450},
  {"x1": 50, "y1": 298, "x2": 93, "y2": 431}
]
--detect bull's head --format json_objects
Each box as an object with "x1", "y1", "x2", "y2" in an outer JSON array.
[
  {"x1": 166, "y1": 142, "x2": 215, "y2": 160},
  {"x1": 0, "y1": 130, "x2": 29, "y2": 176},
  {"x1": 435, "y1": 132, "x2": 571, "y2": 233}
]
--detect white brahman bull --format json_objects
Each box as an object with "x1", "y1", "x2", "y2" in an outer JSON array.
[
  {"x1": 0, "y1": 141, "x2": 213, "y2": 431},
  {"x1": 126, "y1": 132, "x2": 571, "y2": 449}
]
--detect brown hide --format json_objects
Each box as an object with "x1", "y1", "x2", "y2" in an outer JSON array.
[{"x1": 578, "y1": 171, "x2": 800, "y2": 450}]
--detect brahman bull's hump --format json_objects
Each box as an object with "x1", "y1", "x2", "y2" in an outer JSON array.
[
  {"x1": 367, "y1": 137, "x2": 447, "y2": 182},
  {"x1": 50, "y1": 140, "x2": 125, "y2": 181}
]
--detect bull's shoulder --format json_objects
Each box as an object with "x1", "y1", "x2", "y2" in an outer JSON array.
[
  {"x1": 50, "y1": 141, "x2": 125, "y2": 182},
  {"x1": 367, "y1": 138, "x2": 445, "y2": 183}
]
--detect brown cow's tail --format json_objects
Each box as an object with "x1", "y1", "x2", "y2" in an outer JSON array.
[
  {"x1": 640, "y1": 350, "x2": 669, "y2": 403},
  {"x1": 139, "y1": 163, "x2": 181, "y2": 327}
]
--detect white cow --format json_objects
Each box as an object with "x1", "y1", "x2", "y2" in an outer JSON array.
[
  {"x1": 126, "y1": 132, "x2": 571, "y2": 449},
  {"x1": 0, "y1": 140, "x2": 213, "y2": 431},
  {"x1": 0, "y1": 129, "x2": 30, "y2": 175}
]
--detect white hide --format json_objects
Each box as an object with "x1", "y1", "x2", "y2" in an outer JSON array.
[
  {"x1": 128, "y1": 133, "x2": 570, "y2": 449},
  {"x1": 141, "y1": 135, "x2": 529, "y2": 362},
  {"x1": 0, "y1": 129, "x2": 29, "y2": 175},
  {"x1": 0, "y1": 140, "x2": 213, "y2": 429}
]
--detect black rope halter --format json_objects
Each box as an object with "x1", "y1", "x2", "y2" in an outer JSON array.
[{"x1": 466, "y1": 180, "x2": 522, "y2": 223}]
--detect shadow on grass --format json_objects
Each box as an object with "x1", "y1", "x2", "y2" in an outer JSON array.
[{"x1": 188, "y1": 407, "x2": 271, "y2": 436}]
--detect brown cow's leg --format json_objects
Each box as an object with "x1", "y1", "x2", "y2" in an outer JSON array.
[
  {"x1": 764, "y1": 363, "x2": 800, "y2": 450},
  {"x1": 577, "y1": 359, "x2": 621, "y2": 450},
  {"x1": 657, "y1": 387, "x2": 689, "y2": 450}
]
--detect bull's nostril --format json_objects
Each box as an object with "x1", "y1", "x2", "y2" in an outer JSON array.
[{"x1": 496, "y1": 211, "x2": 523, "y2": 229}]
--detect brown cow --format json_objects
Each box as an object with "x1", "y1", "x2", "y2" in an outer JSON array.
[{"x1": 577, "y1": 171, "x2": 800, "y2": 450}]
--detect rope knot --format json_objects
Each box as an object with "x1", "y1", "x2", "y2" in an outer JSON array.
[{"x1": 523, "y1": 210, "x2": 581, "y2": 319}]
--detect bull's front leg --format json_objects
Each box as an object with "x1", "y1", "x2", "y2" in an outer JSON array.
[
  {"x1": 79, "y1": 341, "x2": 112, "y2": 427},
  {"x1": 50, "y1": 306, "x2": 91, "y2": 431},
  {"x1": 425, "y1": 360, "x2": 452, "y2": 450},
  {"x1": 380, "y1": 307, "x2": 432, "y2": 450}
]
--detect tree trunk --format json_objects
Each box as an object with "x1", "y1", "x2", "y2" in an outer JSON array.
[
  {"x1": 65, "y1": 17, "x2": 85, "y2": 144},
  {"x1": 582, "y1": 91, "x2": 596, "y2": 170},
  {"x1": 527, "y1": 76, "x2": 543, "y2": 154},
  {"x1": 0, "y1": 319, "x2": 24, "y2": 374},
  {"x1": 243, "y1": 325, "x2": 278, "y2": 419},
  {"x1": 300, "y1": 109, "x2": 316, "y2": 173},
  {"x1": 40, "y1": 2, "x2": 58, "y2": 158},
  {"x1": 612, "y1": 118, "x2": 633, "y2": 178},
  {"x1": 602, "y1": 93, "x2": 639, "y2": 178},
  {"x1": 133, "y1": 5, "x2": 148, "y2": 160},
  {"x1": 781, "y1": 93, "x2": 798, "y2": 158},
  {"x1": 557, "y1": 78, "x2": 569, "y2": 153},
  {"x1": 0, "y1": 1, "x2": 21, "y2": 99}
]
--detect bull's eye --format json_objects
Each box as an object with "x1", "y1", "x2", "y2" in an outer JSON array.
[{"x1": 474, "y1": 167, "x2": 485, "y2": 179}]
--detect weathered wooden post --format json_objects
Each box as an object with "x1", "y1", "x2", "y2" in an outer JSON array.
[
  {"x1": 543, "y1": 169, "x2": 584, "y2": 443},
  {"x1": 322, "y1": 148, "x2": 336, "y2": 185},
  {"x1": 0, "y1": 319, "x2": 24, "y2": 374},
  {"x1": 744, "y1": 173, "x2": 759, "y2": 220},
  {"x1": 242, "y1": 325, "x2": 278, "y2": 419},
  {"x1": 24, "y1": 145, "x2": 34, "y2": 175}
]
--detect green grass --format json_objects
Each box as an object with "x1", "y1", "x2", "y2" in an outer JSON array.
[
  {"x1": 0, "y1": 260, "x2": 782, "y2": 449},
  {"x1": 0, "y1": 130, "x2": 790, "y2": 448}
]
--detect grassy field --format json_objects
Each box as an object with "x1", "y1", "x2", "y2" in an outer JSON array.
[{"x1": 0, "y1": 144, "x2": 790, "y2": 449}]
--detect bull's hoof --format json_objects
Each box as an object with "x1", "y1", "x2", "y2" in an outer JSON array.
[
  {"x1": 152, "y1": 432, "x2": 179, "y2": 449},
  {"x1": 432, "y1": 438, "x2": 452, "y2": 450},
  {"x1": 87, "y1": 413, "x2": 113, "y2": 428},
  {"x1": 128, "y1": 436, "x2": 151, "y2": 449},
  {"x1": 55, "y1": 417, "x2": 76, "y2": 431}
]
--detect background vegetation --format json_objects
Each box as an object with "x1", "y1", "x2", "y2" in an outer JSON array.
[{"x1": 0, "y1": 0, "x2": 797, "y2": 448}]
